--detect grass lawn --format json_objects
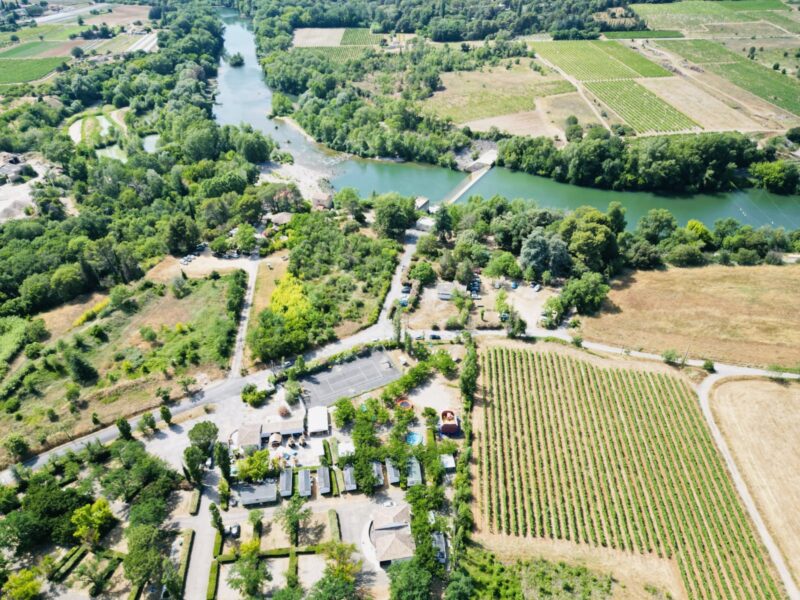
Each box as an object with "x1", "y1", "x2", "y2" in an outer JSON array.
[
  {"x1": 580, "y1": 265, "x2": 800, "y2": 368},
  {"x1": 422, "y1": 59, "x2": 574, "y2": 123},
  {"x1": 0, "y1": 275, "x2": 238, "y2": 467},
  {"x1": 0, "y1": 57, "x2": 65, "y2": 83},
  {"x1": 0, "y1": 41, "x2": 64, "y2": 58}
]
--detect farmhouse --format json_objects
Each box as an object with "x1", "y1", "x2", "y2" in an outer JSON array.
[
  {"x1": 317, "y1": 466, "x2": 332, "y2": 495},
  {"x1": 267, "y1": 212, "x2": 293, "y2": 226},
  {"x1": 370, "y1": 504, "x2": 416, "y2": 567},
  {"x1": 415, "y1": 216, "x2": 434, "y2": 232},
  {"x1": 440, "y1": 454, "x2": 456, "y2": 472},
  {"x1": 414, "y1": 196, "x2": 430, "y2": 212},
  {"x1": 307, "y1": 406, "x2": 330, "y2": 435},
  {"x1": 238, "y1": 481, "x2": 278, "y2": 507},
  {"x1": 263, "y1": 410, "x2": 306, "y2": 439},
  {"x1": 279, "y1": 468, "x2": 293, "y2": 497}
]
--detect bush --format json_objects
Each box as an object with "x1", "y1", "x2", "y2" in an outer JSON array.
[
  {"x1": 702, "y1": 359, "x2": 715, "y2": 373},
  {"x1": 178, "y1": 530, "x2": 195, "y2": 592},
  {"x1": 206, "y1": 560, "x2": 219, "y2": 600},
  {"x1": 212, "y1": 530, "x2": 223, "y2": 557},
  {"x1": 662, "y1": 349, "x2": 680, "y2": 365},
  {"x1": 328, "y1": 509, "x2": 341, "y2": 542}
]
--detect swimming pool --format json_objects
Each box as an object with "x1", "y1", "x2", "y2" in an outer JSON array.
[{"x1": 406, "y1": 431, "x2": 423, "y2": 446}]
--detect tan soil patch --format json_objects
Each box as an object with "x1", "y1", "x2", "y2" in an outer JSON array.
[
  {"x1": 537, "y1": 91, "x2": 608, "y2": 130},
  {"x1": 40, "y1": 291, "x2": 107, "y2": 339},
  {"x1": 145, "y1": 253, "x2": 250, "y2": 284},
  {"x1": 408, "y1": 286, "x2": 460, "y2": 330},
  {"x1": 260, "y1": 520, "x2": 291, "y2": 551},
  {"x1": 298, "y1": 512, "x2": 330, "y2": 546},
  {"x1": 711, "y1": 378, "x2": 800, "y2": 584},
  {"x1": 298, "y1": 554, "x2": 327, "y2": 590},
  {"x1": 38, "y1": 39, "x2": 87, "y2": 57},
  {"x1": 474, "y1": 533, "x2": 687, "y2": 600},
  {"x1": 292, "y1": 27, "x2": 345, "y2": 48},
  {"x1": 464, "y1": 109, "x2": 563, "y2": 139},
  {"x1": 580, "y1": 266, "x2": 800, "y2": 368},
  {"x1": 639, "y1": 75, "x2": 762, "y2": 131},
  {"x1": 85, "y1": 4, "x2": 150, "y2": 26}
]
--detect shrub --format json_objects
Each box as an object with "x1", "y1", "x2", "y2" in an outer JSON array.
[
  {"x1": 662, "y1": 349, "x2": 680, "y2": 365},
  {"x1": 702, "y1": 359, "x2": 715, "y2": 373},
  {"x1": 328, "y1": 509, "x2": 341, "y2": 542},
  {"x1": 212, "y1": 530, "x2": 223, "y2": 558},
  {"x1": 206, "y1": 560, "x2": 219, "y2": 600},
  {"x1": 188, "y1": 489, "x2": 201, "y2": 515}
]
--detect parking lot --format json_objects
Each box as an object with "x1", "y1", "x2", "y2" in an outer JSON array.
[{"x1": 302, "y1": 351, "x2": 401, "y2": 407}]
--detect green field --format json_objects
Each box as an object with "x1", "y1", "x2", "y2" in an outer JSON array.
[
  {"x1": 0, "y1": 23, "x2": 83, "y2": 46},
  {"x1": 340, "y1": 28, "x2": 384, "y2": 45},
  {"x1": 585, "y1": 80, "x2": 697, "y2": 132},
  {"x1": 660, "y1": 39, "x2": 800, "y2": 115},
  {"x1": 477, "y1": 347, "x2": 784, "y2": 600},
  {"x1": 603, "y1": 30, "x2": 684, "y2": 39},
  {"x1": 0, "y1": 41, "x2": 65, "y2": 58},
  {"x1": 293, "y1": 46, "x2": 378, "y2": 63},
  {"x1": 751, "y1": 10, "x2": 800, "y2": 33},
  {"x1": 0, "y1": 57, "x2": 65, "y2": 83},
  {"x1": 633, "y1": 0, "x2": 790, "y2": 31},
  {"x1": 532, "y1": 41, "x2": 670, "y2": 80}
]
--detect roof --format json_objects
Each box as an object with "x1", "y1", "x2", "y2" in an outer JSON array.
[
  {"x1": 437, "y1": 282, "x2": 455, "y2": 297},
  {"x1": 414, "y1": 196, "x2": 429, "y2": 210},
  {"x1": 432, "y1": 531, "x2": 447, "y2": 563},
  {"x1": 307, "y1": 406, "x2": 329, "y2": 434},
  {"x1": 374, "y1": 528, "x2": 415, "y2": 563},
  {"x1": 372, "y1": 504, "x2": 411, "y2": 531},
  {"x1": 238, "y1": 482, "x2": 277, "y2": 506},
  {"x1": 407, "y1": 457, "x2": 423, "y2": 486},
  {"x1": 372, "y1": 461, "x2": 384, "y2": 486},
  {"x1": 440, "y1": 454, "x2": 456, "y2": 471},
  {"x1": 238, "y1": 424, "x2": 262, "y2": 448},
  {"x1": 279, "y1": 468, "x2": 293, "y2": 497},
  {"x1": 343, "y1": 465, "x2": 357, "y2": 491},
  {"x1": 386, "y1": 459, "x2": 401, "y2": 485},
  {"x1": 317, "y1": 466, "x2": 331, "y2": 495},
  {"x1": 298, "y1": 469, "x2": 312, "y2": 497},
  {"x1": 415, "y1": 216, "x2": 434, "y2": 231},
  {"x1": 264, "y1": 411, "x2": 306, "y2": 436}
]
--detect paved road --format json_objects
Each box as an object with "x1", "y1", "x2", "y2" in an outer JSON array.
[{"x1": 228, "y1": 257, "x2": 260, "y2": 378}]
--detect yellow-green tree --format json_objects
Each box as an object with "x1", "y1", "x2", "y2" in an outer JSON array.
[{"x1": 72, "y1": 497, "x2": 115, "y2": 546}]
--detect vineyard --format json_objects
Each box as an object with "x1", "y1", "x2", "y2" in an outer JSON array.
[
  {"x1": 476, "y1": 347, "x2": 784, "y2": 600},
  {"x1": 585, "y1": 80, "x2": 697, "y2": 133},
  {"x1": 531, "y1": 41, "x2": 670, "y2": 81},
  {"x1": 292, "y1": 46, "x2": 378, "y2": 64},
  {"x1": 340, "y1": 28, "x2": 385, "y2": 45}
]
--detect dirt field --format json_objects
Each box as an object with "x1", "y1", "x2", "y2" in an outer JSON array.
[
  {"x1": 85, "y1": 4, "x2": 150, "y2": 26},
  {"x1": 463, "y1": 108, "x2": 564, "y2": 140},
  {"x1": 422, "y1": 59, "x2": 574, "y2": 123},
  {"x1": 39, "y1": 291, "x2": 107, "y2": 339},
  {"x1": 292, "y1": 27, "x2": 345, "y2": 47},
  {"x1": 580, "y1": 265, "x2": 800, "y2": 368},
  {"x1": 474, "y1": 533, "x2": 686, "y2": 600},
  {"x1": 145, "y1": 251, "x2": 254, "y2": 284},
  {"x1": 639, "y1": 75, "x2": 763, "y2": 131},
  {"x1": 711, "y1": 378, "x2": 800, "y2": 584},
  {"x1": 538, "y1": 91, "x2": 610, "y2": 130}
]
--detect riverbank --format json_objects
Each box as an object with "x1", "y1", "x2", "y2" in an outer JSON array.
[{"x1": 259, "y1": 160, "x2": 331, "y2": 198}]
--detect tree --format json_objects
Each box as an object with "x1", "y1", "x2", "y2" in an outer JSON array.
[
  {"x1": 637, "y1": 208, "x2": 677, "y2": 245},
  {"x1": 3, "y1": 436, "x2": 29, "y2": 462},
  {"x1": 434, "y1": 207, "x2": 453, "y2": 239},
  {"x1": 188, "y1": 421, "x2": 218, "y2": 456},
  {"x1": 70, "y1": 45, "x2": 84, "y2": 58},
  {"x1": 209, "y1": 502, "x2": 223, "y2": 533},
  {"x1": 64, "y1": 350, "x2": 98, "y2": 384},
  {"x1": 166, "y1": 214, "x2": 200, "y2": 256},
  {"x1": 138, "y1": 412, "x2": 156, "y2": 435},
  {"x1": 71, "y1": 497, "x2": 115, "y2": 546},
  {"x1": 307, "y1": 572, "x2": 358, "y2": 600},
  {"x1": 178, "y1": 376, "x2": 197, "y2": 395},
  {"x1": 2, "y1": 569, "x2": 40, "y2": 600},
  {"x1": 50, "y1": 263, "x2": 86, "y2": 301},
  {"x1": 228, "y1": 539, "x2": 271, "y2": 599},
  {"x1": 562, "y1": 272, "x2": 610, "y2": 315},
  {"x1": 409, "y1": 261, "x2": 436, "y2": 286},
  {"x1": 519, "y1": 229, "x2": 549, "y2": 276},
  {"x1": 183, "y1": 445, "x2": 206, "y2": 487},
  {"x1": 607, "y1": 201, "x2": 627, "y2": 234},
  {"x1": 318, "y1": 540, "x2": 363, "y2": 583},
  {"x1": 161, "y1": 559, "x2": 182, "y2": 599},
  {"x1": 159, "y1": 405, "x2": 172, "y2": 425},
  {"x1": 484, "y1": 251, "x2": 522, "y2": 279},
  {"x1": 388, "y1": 558, "x2": 432, "y2": 600},
  {"x1": 214, "y1": 442, "x2": 231, "y2": 482},
  {"x1": 444, "y1": 570, "x2": 474, "y2": 600},
  {"x1": 271, "y1": 92, "x2": 293, "y2": 117},
  {"x1": 333, "y1": 397, "x2": 356, "y2": 429},
  {"x1": 373, "y1": 194, "x2": 415, "y2": 240},
  {"x1": 116, "y1": 418, "x2": 132, "y2": 440},
  {"x1": 275, "y1": 494, "x2": 311, "y2": 545},
  {"x1": 333, "y1": 187, "x2": 364, "y2": 221},
  {"x1": 124, "y1": 525, "x2": 164, "y2": 586}
]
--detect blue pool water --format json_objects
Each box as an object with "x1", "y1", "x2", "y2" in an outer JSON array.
[{"x1": 406, "y1": 432, "x2": 423, "y2": 446}]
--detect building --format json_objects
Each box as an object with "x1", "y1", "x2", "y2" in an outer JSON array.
[
  {"x1": 370, "y1": 504, "x2": 416, "y2": 567},
  {"x1": 432, "y1": 531, "x2": 447, "y2": 564},
  {"x1": 415, "y1": 216, "x2": 434, "y2": 232},
  {"x1": 237, "y1": 424, "x2": 262, "y2": 454},
  {"x1": 238, "y1": 481, "x2": 278, "y2": 506},
  {"x1": 279, "y1": 468, "x2": 293, "y2": 498},
  {"x1": 298, "y1": 469, "x2": 312, "y2": 497},
  {"x1": 307, "y1": 406, "x2": 330, "y2": 435},
  {"x1": 343, "y1": 465, "x2": 357, "y2": 492},
  {"x1": 407, "y1": 457, "x2": 423, "y2": 487},
  {"x1": 317, "y1": 466, "x2": 331, "y2": 495},
  {"x1": 414, "y1": 196, "x2": 430, "y2": 212},
  {"x1": 263, "y1": 409, "x2": 306, "y2": 440},
  {"x1": 386, "y1": 459, "x2": 401, "y2": 485},
  {"x1": 372, "y1": 461, "x2": 385, "y2": 487},
  {"x1": 439, "y1": 410, "x2": 460, "y2": 435},
  {"x1": 437, "y1": 282, "x2": 455, "y2": 301},
  {"x1": 440, "y1": 454, "x2": 456, "y2": 472}
]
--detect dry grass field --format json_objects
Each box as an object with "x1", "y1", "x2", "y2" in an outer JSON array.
[
  {"x1": 711, "y1": 378, "x2": 800, "y2": 584},
  {"x1": 244, "y1": 251, "x2": 289, "y2": 367},
  {"x1": 423, "y1": 59, "x2": 573, "y2": 123},
  {"x1": 292, "y1": 27, "x2": 345, "y2": 47},
  {"x1": 580, "y1": 265, "x2": 800, "y2": 368}
]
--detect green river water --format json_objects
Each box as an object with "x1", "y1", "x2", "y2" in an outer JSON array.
[{"x1": 214, "y1": 10, "x2": 800, "y2": 229}]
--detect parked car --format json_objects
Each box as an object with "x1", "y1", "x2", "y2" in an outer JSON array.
[
  {"x1": 533, "y1": 284, "x2": 542, "y2": 292},
  {"x1": 231, "y1": 524, "x2": 241, "y2": 538},
  {"x1": 430, "y1": 333, "x2": 441, "y2": 340}
]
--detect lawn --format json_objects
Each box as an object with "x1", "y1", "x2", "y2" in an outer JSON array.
[
  {"x1": 476, "y1": 345, "x2": 783, "y2": 600},
  {"x1": 0, "y1": 41, "x2": 64, "y2": 58},
  {"x1": 422, "y1": 59, "x2": 574, "y2": 123},
  {"x1": 585, "y1": 80, "x2": 697, "y2": 132},
  {"x1": 340, "y1": 28, "x2": 385, "y2": 45},
  {"x1": 660, "y1": 39, "x2": 800, "y2": 115},
  {"x1": 531, "y1": 40, "x2": 670, "y2": 80},
  {"x1": 580, "y1": 265, "x2": 800, "y2": 368},
  {"x1": 0, "y1": 57, "x2": 65, "y2": 83}
]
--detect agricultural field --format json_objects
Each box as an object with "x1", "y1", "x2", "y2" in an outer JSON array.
[
  {"x1": 0, "y1": 273, "x2": 242, "y2": 468},
  {"x1": 585, "y1": 80, "x2": 697, "y2": 133},
  {"x1": 0, "y1": 41, "x2": 65, "y2": 58},
  {"x1": 291, "y1": 27, "x2": 345, "y2": 47},
  {"x1": 0, "y1": 23, "x2": 83, "y2": 46},
  {"x1": 603, "y1": 30, "x2": 684, "y2": 39},
  {"x1": 579, "y1": 266, "x2": 800, "y2": 368},
  {"x1": 0, "y1": 57, "x2": 65, "y2": 83},
  {"x1": 292, "y1": 45, "x2": 378, "y2": 64},
  {"x1": 475, "y1": 345, "x2": 784, "y2": 600},
  {"x1": 712, "y1": 378, "x2": 800, "y2": 584},
  {"x1": 723, "y1": 40, "x2": 800, "y2": 73},
  {"x1": 340, "y1": 27, "x2": 385, "y2": 45},
  {"x1": 532, "y1": 40, "x2": 671, "y2": 80},
  {"x1": 632, "y1": 0, "x2": 788, "y2": 32},
  {"x1": 422, "y1": 59, "x2": 574, "y2": 123},
  {"x1": 659, "y1": 39, "x2": 800, "y2": 116}
]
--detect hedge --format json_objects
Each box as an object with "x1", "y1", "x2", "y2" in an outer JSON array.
[
  {"x1": 91, "y1": 556, "x2": 122, "y2": 596},
  {"x1": 178, "y1": 529, "x2": 195, "y2": 593},
  {"x1": 127, "y1": 583, "x2": 143, "y2": 600},
  {"x1": 47, "y1": 546, "x2": 81, "y2": 580},
  {"x1": 188, "y1": 488, "x2": 201, "y2": 515},
  {"x1": 206, "y1": 560, "x2": 220, "y2": 600},
  {"x1": 322, "y1": 439, "x2": 332, "y2": 465},
  {"x1": 295, "y1": 545, "x2": 318, "y2": 555},
  {"x1": 328, "y1": 509, "x2": 341, "y2": 542},
  {"x1": 217, "y1": 552, "x2": 238, "y2": 564},
  {"x1": 288, "y1": 547, "x2": 298, "y2": 579},
  {"x1": 259, "y1": 547, "x2": 291, "y2": 558},
  {"x1": 212, "y1": 531, "x2": 223, "y2": 558},
  {"x1": 51, "y1": 545, "x2": 88, "y2": 582}
]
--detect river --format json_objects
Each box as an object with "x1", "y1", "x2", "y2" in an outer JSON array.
[{"x1": 213, "y1": 9, "x2": 800, "y2": 229}]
